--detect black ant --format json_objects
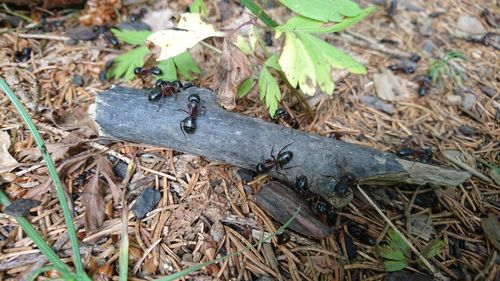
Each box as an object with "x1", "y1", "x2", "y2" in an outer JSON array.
[
  {"x1": 273, "y1": 108, "x2": 299, "y2": 129},
  {"x1": 294, "y1": 175, "x2": 309, "y2": 195},
  {"x1": 311, "y1": 199, "x2": 332, "y2": 216},
  {"x1": 397, "y1": 147, "x2": 433, "y2": 163},
  {"x1": 134, "y1": 66, "x2": 162, "y2": 76},
  {"x1": 130, "y1": 8, "x2": 147, "y2": 22},
  {"x1": 346, "y1": 222, "x2": 376, "y2": 246},
  {"x1": 277, "y1": 232, "x2": 291, "y2": 245},
  {"x1": 14, "y1": 47, "x2": 31, "y2": 62},
  {"x1": 332, "y1": 172, "x2": 357, "y2": 197},
  {"x1": 179, "y1": 94, "x2": 203, "y2": 139},
  {"x1": 418, "y1": 75, "x2": 432, "y2": 97},
  {"x1": 255, "y1": 143, "x2": 294, "y2": 174},
  {"x1": 93, "y1": 25, "x2": 119, "y2": 47},
  {"x1": 148, "y1": 80, "x2": 192, "y2": 110}
]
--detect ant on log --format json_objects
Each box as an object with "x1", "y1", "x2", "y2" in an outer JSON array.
[
  {"x1": 255, "y1": 143, "x2": 294, "y2": 174},
  {"x1": 148, "y1": 79, "x2": 194, "y2": 110},
  {"x1": 179, "y1": 94, "x2": 203, "y2": 139}
]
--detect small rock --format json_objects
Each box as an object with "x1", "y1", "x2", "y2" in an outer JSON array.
[
  {"x1": 462, "y1": 93, "x2": 475, "y2": 110},
  {"x1": 236, "y1": 168, "x2": 256, "y2": 183},
  {"x1": 479, "y1": 84, "x2": 497, "y2": 99},
  {"x1": 118, "y1": 21, "x2": 151, "y2": 31},
  {"x1": 422, "y1": 40, "x2": 433, "y2": 54},
  {"x1": 3, "y1": 199, "x2": 40, "y2": 216},
  {"x1": 72, "y1": 74, "x2": 84, "y2": 87},
  {"x1": 454, "y1": 15, "x2": 486, "y2": 38},
  {"x1": 359, "y1": 96, "x2": 395, "y2": 114},
  {"x1": 66, "y1": 39, "x2": 78, "y2": 45},
  {"x1": 483, "y1": 32, "x2": 500, "y2": 50},
  {"x1": 210, "y1": 222, "x2": 225, "y2": 243},
  {"x1": 66, "y1": 26, "x2": 98, "y2": 41},
  {"x1": 132, "y1": 188, "x2": 161, "y2": 219},
  {"x1": 458, "y1": 125, "x2": 475, "y2": 136},
  {"x1": 418, "y1": 18, "x2": 434, "y2": 37}
]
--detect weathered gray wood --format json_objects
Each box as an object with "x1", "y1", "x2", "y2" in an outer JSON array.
[{"x1": 94, "y1": 86, "x2": 470, "y2": 206}]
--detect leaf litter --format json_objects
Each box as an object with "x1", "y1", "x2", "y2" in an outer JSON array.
[{"x1": 0, "y1": 0, "x2": 499, "y2": 280}]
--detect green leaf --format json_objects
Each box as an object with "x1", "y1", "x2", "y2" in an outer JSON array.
[
  {"x1": 422, "y1": 239, "x2": 444, "y2": 259},
  {"x1": 107, "y1": 46, "x2": 149, "y2": 81},
  {"x1": 190, "y1": 0, "x2": 207, "y2": 16},
  {"x1": 278, "y1": 6, "x2": 374, "y2": 34},
  {"x1": 237, "y1": 78, "x2": 255, "y2": 97},
  {"x1": 259, "y1": 67, "x2": 281, "y2": 116},
  {"x1": 296, "y1": 32, "x2": 334, "y2": 94},
  {"x1": 279, "y1": 0, "x2": 343, "y2": 22},
  {"x1": 384, "y1": 260, "x2": 408, "y2": 272},
  {"x1": 236, "y1": 35, "x2": 252, "y2": 55},
  {"x1": 172, "y1": 51, "x2": 201, "y2": 80},
  {"x1": 156, "y1": 58, "x2": 177, "y2": 81},
  {"x1": 264, "y1": 55, "x2": 282, "y2": 71},
  {"x1": 298, "y1": 32, "x2": 366, "y2": 74},
  {"x1": 333, "y1": 0, "x2": 363, "y2": 17},
  {"x1": 279, "y1": 32, "x2": 316, "y2": 95},
  {"x1": 111, "y1": 29, "x2": 151, "y2": 45},
  {"x1": 379, "y1": 244, "x2": 406, "y2": 261},
  {"x1": 387, "y1": 229, "x2": 410, "y2": 255}
]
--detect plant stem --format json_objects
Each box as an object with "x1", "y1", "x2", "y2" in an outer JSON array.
[
  {"x1": 0, "y1": 191, "x2": 71, "y2": 276},
  {"x1": 2, "y1": 3, "x2": 34, "y2": 23},
  {"x1": 239, "y1": 0, "x2": 278, "y2": 28},
  {"x1": 0, "y1": 78, "x2": 88, "y2": 278}
]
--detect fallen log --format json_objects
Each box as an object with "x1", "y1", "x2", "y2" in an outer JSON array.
[{"x1": 93, "y1": 86, "x2": 470, "y2": 207}]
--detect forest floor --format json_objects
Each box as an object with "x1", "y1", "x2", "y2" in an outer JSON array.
[{"x1": 0, "y1": 0, "x2": 498, "y2": 280}]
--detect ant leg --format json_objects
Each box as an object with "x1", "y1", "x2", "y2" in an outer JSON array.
[
  {"x1": 157, "y1": 93, "x2": 168, "y2": 112},
  {"x1": 277, "y1": 142, "x2": 294, "y2": 156},
  {"x1": 175, "y1": 109, "x2": 190, "y2": 114},
  {"x1": 270, "y1": 144, "x2": 276, "y2": 158}
]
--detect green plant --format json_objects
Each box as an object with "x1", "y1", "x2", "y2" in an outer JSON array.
[
  {"x1": 108, "y1": 0, "x2": 372, "y2": 116},
  {"x1": 106, "y1": 29, "x2": 201, "y2": 81},
  {"x1": 378, "y1": 229, "x2": 444, "y2": 272},
  {"x1": 428, "y1": 51, "x2": 466, "y2": 86},
  {"x1": 0, "y1": 78, "x2": 91, "y2": 281}
]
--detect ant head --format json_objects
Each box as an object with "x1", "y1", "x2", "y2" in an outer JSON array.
[
  {"x1": 183, "y1": 81, "x2": 194, "y2": 89},
  {"x1": 155, "y1": 79, "x2": 165, "y2": 88},
  {"x1": 345, "y1": 173, "x2": 357, "y2": 183},
  {"x1": 171, "y1": 80, "x2": 183, "y2": 88},
  {"x1": 133, "y1": 67, "x2": 143, "y2": 75},
  {"x1": 274, "y1": 108, "x2": 287, "y2": 118},
  {"x1": 188, "y1": 94, "x2": 200, "y2": 104}
]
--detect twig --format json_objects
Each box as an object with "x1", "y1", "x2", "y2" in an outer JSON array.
[
  {"x1": 17, "y1": 33, "x2": 70, "y2": 41},
  {"x1": 356, "y1": 185, "x2": 449, "y2": 281}
]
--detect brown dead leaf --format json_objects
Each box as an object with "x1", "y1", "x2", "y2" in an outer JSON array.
[
  {"x1": 306, "y1": 255, "x2": 339, "y2": 274},
  {"x1": 0, "y1": 131, "x2": 19, "y2": 173},
  {"x1": 79, "y1": 0, "x2": 122, "y2": 26},
  {"x1": 143, "y1": 257, "x2": 159, "y2": 275},
  {"x1": 18, "y1": 128, "x2": 94, "y2": 163},
  {"x1": 42, "y1": 106, "x2": 98, "y2": 132},
  {"x1": 97, "y1": 156, "x2": 123, "y2": 204},
  {"x1": 211, "y1": 40, "x2": 252, "y2": 110},
  {"x1": 481, "y1": 214, "x2": 500, "y2": 250},
  {"x1": 82, "y1": 168, "x2": 106, "y2": 231}
]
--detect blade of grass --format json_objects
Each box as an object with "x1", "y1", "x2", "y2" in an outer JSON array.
[
  {"x1": 0, "y1": 190, "x2": 71, "y2": 276},
  {"x1": 119, "y1": 196, "x2": 129, "y2": 281},
  {"x1": 154, "y1": 207, "x2": 300, "y2": 281},
  {"x1": 239, "y1": 0, "x2": 278, "y2": 28},
  {"x1": 0, "y1": 77, "x2": 89, "y2": 279}
]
